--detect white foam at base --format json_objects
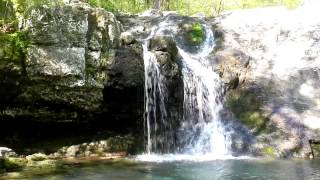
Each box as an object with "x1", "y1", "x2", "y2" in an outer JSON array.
[{"x1": 135, "y1": 154, "x2": 253, "y2": 163}]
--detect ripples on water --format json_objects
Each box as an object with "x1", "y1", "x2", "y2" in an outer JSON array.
[{"x1": 4, "y1": 159, "x2": 320, "y2": 180}]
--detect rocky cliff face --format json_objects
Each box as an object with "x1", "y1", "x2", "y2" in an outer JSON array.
[
  {"x1": 212, "y1": 2, "x2": 320, "y2": 157},
  {"x1": 0, "y1": 2, "x2": 145, "y2": 152}
]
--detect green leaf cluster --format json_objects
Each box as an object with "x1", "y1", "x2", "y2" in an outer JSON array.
[
  {"x1": 8, "y1": 31, "x2": 30, "y2": 52},
  {"x1": 0, "y1": 31, "x2": 30, "y2": 64}
]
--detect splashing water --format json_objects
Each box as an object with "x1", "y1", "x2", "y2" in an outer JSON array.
[{"x1": 140, "y1": 17, "x2": 232, "y2": 161}]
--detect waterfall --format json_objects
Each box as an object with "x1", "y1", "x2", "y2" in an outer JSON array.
[
  {"x1": 140, "y1": 20, "x2": 231, "y2": 160},
  {"x1": 177, "y1": 27, "x2": 231, "y2": 156}
]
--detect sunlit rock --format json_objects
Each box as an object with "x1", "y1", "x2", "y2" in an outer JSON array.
[{"x1": 214, "y1": 4, "x2": 320, "y2": 157}]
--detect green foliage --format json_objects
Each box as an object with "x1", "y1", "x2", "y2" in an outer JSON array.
[
  {"x1": 88, "y1": 0, "x2": 150, "y2": 14},
  {"x1": 0, "y1": 31, "x2": 30, "y2": 65},
  {"x1": 88, "y1": 0, "x2": 116, "y2": 12},
  {"x1": 0, "y1": 0, "x2": 303, "y2": 18},
  {"x1": 8, "y1": 31, "x2": 30, "y2": 52},
  {"x1": 87, "y1": 0, "x2": 301, "y2": 16},
  {"x1": 11, "y1": 0, "x2": 63, "y2": 16},
  {"x1": 0, "y1": 0, "x2": 15, "y2": 21}
]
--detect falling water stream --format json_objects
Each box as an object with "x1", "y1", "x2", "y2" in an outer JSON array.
[
  {"x1": 139, "y1": 17, "x2": 232, "y2": 161},
  {"x1": 142, "y1": 41, "x2": 170, "y2": 154}
]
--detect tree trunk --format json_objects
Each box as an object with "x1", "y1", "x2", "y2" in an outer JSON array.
[{"x1": 154, "y1": 0, "x2": 161, "y2": 9}]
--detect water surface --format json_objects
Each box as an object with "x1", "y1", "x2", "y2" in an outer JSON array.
[{"x1": 4, "y1": 158, "x2": 320, "y2": 180}]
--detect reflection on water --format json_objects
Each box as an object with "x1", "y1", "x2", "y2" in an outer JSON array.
[{"x1": 2, "y1": 159, "x2": 320, "y2": 180}]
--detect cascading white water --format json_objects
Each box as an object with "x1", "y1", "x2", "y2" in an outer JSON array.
[
  {"x1": 177, "y1": 26, "x2": 231, "y2": 156},
  {"x1": 139, "y1": 18, "x2": 232, "y2": 160}
]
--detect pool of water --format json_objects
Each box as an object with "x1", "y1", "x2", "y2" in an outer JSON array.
[{"x1": 2, "y1": 158, "x2": 320, "y2": 179}]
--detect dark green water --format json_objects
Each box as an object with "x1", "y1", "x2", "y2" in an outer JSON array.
[{"x1": 2, "y1": 158, "x2": 320, "y2": 180}]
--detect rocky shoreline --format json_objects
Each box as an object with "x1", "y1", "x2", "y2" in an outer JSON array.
[{"x1": 0, "y1": 138, "x2": 131, "y2": 174}]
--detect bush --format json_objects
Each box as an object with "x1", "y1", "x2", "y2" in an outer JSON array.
[
  {"x1": 7, "y1": 0, "x2": 63, "y2": 18},
  {"x1": 0, "y1": 31, "x2": 30, "y2": 62}
]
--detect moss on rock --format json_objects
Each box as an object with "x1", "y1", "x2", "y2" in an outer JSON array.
[
  {"x1": 261, "y1": 146, "x2": 276, "y2": 158},
  {"x1": 3, "y1": 157, "x2": 27, "y2": 171},
  {"x1": 181, "y1": 23, "x2": 205, "y2": 45},
  {"x1": 1, "y1": 153, "x2": 62, "y2": 173},
  {"x1": 239, "y1": 112, "x2": 266, "y2": 130},
  {"x1": 226, "y1": 88, "x2": 269, "y2": 134},
  {"x1": 26, "y1": 159, "x2": 60, "y2": 170}
]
